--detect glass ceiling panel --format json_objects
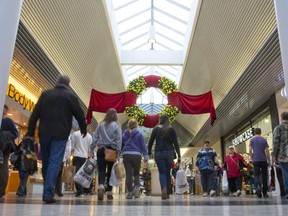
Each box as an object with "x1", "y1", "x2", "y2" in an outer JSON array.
[
  {"x1": 120, "y1": 23, "x2": 150, "y2": 43},
  {"x1": 114, "y1": 1, "x2": 150, "y2": 21},
  {"x1": 154, "y1": 1, "x2": 190, "y2": 21},
  {"x1": 154, "y1": 11, "x2": 187, "y2": 33},
  {"x1": 109, "y1": 0, "x2": 198, "y2": 98},
  {"x1": 113, "y1": 0, "x2": 136, "y2": 9},
  {"x1": 137, "y1": 88, "x2": 168, "y2": 104}
]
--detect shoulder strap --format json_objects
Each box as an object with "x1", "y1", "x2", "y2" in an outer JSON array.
[{"x1": 229, "y1": 155, "x2": 240, "y2": 168}]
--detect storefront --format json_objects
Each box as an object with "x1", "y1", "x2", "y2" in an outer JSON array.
[{"x1": 221, "y1": 94, "x2": 279, "y2": 161}]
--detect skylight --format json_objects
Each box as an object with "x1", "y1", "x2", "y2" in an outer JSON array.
[{"x1": 105, "y1": 0, "x2": 199, "y2": 104}]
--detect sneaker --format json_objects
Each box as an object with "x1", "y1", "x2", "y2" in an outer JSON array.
[
  {"x1": 107, "y1": 191, "x2": 113, "y2": 200},
  {"x1": 256, "y1": 190, "x2": 262, "y2": 198},
  {"x1": 42, "y1": 196, "x2": 56, "y2": 204},
  {"x1": 210, "y1": 190, "x2": 216, "y2": 197},
  {"x1": 126, "y1": 192, "x2": 133, "y2": 199},
  {"x1": 98, "y1": 185, "x2": 105, "y2": 201},
  {"x1": 133, "y1": 187, "x2": 140, "y2": 198},
  {"x1": 75, "y1": 192, "x2": 84, "y2": 197},
  {"x1": 161, "y1": 189, "x2": 168, "y2": 200},
  {"x1": 263, "y1": 193, "x2": 269, "y2": 198},
  {"x1": 202, "y1": 192, "x2": 208, "y2": 197},
  {"x1": 232, "y1": 192, "x2": 237, "y2": 197},
  {"x1": 236, "y1": 190, "x2": 241, "y2": 197}
]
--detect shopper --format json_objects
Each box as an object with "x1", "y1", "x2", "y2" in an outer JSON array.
[
  {"x1": 196, "y1": 141, "x2": 218, "y2": 197},
  {"x1": 27, "y1": 75, "x2": 87, "y2": 203},
  {"x1": 0, "y1": 105, "x2": 19, "y2": 198},
  {"x1": 272, "y1": 111, "x2": 288, "y2": 199},
  {"x1": 148, "y1": 114, "x2": 181, "y2": 200},
  {"x1": 249, "y1": 128, "x2": 270, "y2": 198},
  {"x1": 71, "y1": 129, "x2": 92, "y2": 197},
  {"x1": 122, "y1": 119, "x2": 148, "y2": 199},
  {"x1": 55, "y1": 136, "x2": 72, "y2": 197},
  {"x1": 90, "y1": 108, "x2": 122, "y2": 201},
  {"x1": 224, "y1": 146, "x2": 247, "y2": 197},
  {"x1": 185, "y1": 165, "x2": 194, "y2": 195}
]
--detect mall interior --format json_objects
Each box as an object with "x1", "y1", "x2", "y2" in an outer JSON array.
[{"x1": 1, "y1": 0, "x2": 288, "y2": 215}]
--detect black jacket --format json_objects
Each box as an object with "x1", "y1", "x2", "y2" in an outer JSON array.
[
  {"x1": 148, "y1": 126, "x2": 180, "y2": 158},
  {"x1": 0, "y1": 117, "x2": 19, "y2": 155},
  {"x1": 27, "y1": 84, "x2": 86, "y2": 140}
]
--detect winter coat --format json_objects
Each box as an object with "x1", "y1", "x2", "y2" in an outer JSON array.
[
  {"x1": 27, "y1": 84, "x2": 86, "y2": 140},
  {"x1": 122, "y1": 129, "x2": 148, "y2": 161},
  {"x1": 224, "y1": 153, "x2": 247, "y2": 179}
]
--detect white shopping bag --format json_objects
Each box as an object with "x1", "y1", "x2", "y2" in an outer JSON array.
[
  {"x1": 73, "y1": 162, "x2": 95, "y2": 188},
  {"x1": 175, "y1": 169, "x2": 188, "y2": 194},
  {"x1": 222, "y1": 170, "x2": 229, "y2": 194},
  {"x1": 109, "y1": 162, "x2": 122, "y2": 187}
]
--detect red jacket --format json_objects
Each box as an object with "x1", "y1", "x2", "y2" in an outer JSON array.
[{"x1": 224, "y1": 153, "x2": 247, "y2": 179}]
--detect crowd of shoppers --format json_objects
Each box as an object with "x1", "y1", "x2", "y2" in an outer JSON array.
[{"x1": 1, "y1": 74, "x2": 288, "y2": 203}]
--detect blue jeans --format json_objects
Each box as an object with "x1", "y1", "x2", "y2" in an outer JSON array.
[
  {"x1": 280, "y1": 162, "x2": 288, "y2": 198},
  {"x1": 200, "y1": 169, "x2": 215, "y2": 193},
  {"x1": 40, "y1": 136, "x2": 67, "y2": 198},
  {"x1": 154, "y1": 150, "x2": 174, "y2": 195},
  {"x1": 253, "y1": 161, "x2": 268, "y2": 194},
  {"x1": 17, "y1": 165, "x2": 29, "y2": 195}
]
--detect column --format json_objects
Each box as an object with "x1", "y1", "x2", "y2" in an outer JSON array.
[
  {"x1": 274, "y1": 0, "x2": 288, "y2": 99},
  {"x1": 0, "y1": 0, "x2": 23, "y2": 127}
]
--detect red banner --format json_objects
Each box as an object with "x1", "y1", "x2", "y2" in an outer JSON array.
[{"x1": 86, "y1": 87, "x2": 216, "y2": 126}]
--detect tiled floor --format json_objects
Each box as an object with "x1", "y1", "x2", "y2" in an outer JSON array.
[{"x1": 1, "y1": 193, "x2": 288, "y2": 216}]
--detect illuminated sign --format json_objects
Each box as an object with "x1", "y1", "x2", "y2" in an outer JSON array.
[
  {"x1": 6, "y1": 84, "x2": 35, "y2": 112},
  {"x1": 232, "y1": 128, "x2": 254, "y2": 146}
]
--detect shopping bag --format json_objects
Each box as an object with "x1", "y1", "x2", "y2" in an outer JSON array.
[
  {"x1": 114, "y1": 160, "x2": 125, "y2": 179},
  {"x1": 222, "y1": 170, "x2": 229, "y2": 194},
  {"x1": 175, "y1": 169, "x2": 188, "y2": 194},
  {"x1": 83, "y1": 158, "x2": 97, "y2": 175},
  {"x1": 62, "y1": 165, "x2": 75, "y2": 183},
  {"x1": 109, "y1": 162, "x2": 122, "y2": 187},
  {"x1": 73, "y1": 163, "x2": 94, "y2": 188}
]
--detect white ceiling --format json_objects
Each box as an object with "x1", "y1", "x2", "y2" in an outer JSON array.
[{"x1": 18, "y1": 0, "x2": 277, "y2": 139}]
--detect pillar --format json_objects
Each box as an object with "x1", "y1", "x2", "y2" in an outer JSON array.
[
  {"x1": 0, "y1": 0, "x2": 23, "y2": 127},
  {"x1": 274, "y1": 0, "x2": 288, "y2": 99}
]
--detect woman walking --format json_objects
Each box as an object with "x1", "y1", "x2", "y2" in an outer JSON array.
[
  {"x1": 122, "y1": 119, "x2": 148, "y2": 199},
  {"x1": 90, "y1": 108, "x2": 122, "y2": 200},
  {"x1": 148, "y1": 115, "x2": 181, "y2": 200},
  {"x1": 224, "y1": 146, "x2": 248, "y2": 196}
]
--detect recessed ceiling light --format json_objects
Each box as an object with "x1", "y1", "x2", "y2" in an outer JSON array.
[
  {"x1": 23, "y1": 123, "x2": 26, "y2": 125},
  {"x1": 7, "y1": 113, "x2": 12, "y2": 116}
]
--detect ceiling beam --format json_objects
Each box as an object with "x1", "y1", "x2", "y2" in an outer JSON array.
[{"x1": 121, "y1": 50, "x2": 183, "y2": 65}]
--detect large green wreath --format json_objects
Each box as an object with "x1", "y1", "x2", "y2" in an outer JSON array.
[{"x1": 125, "y1": 75, "x2": 179, "y2": 127}]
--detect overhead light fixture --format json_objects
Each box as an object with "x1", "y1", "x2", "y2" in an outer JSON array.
[
  {"x1": 7, "y1": 113, "x2": 12, "y2": 116},
  {"x1": 281, "y1": 86, "x2": 287, "y2": 98},
  {"x1": 264, "y1": 118, "x2": 269, "y2": 123},
  {"x1": 148, "y1": 25, "x2": 156, "y2": 44}
]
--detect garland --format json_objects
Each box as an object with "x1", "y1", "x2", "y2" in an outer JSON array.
[{"x1": 125, "y1": 75, "x2": 179, "y2": 126}]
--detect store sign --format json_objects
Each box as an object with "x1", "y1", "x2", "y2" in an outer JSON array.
[
  {"x1": 6, "y1": 84, "x2": 35, "y2": 112},
  {"x1": 232, "y1": 128, "x2": 254, "y2": 146}
]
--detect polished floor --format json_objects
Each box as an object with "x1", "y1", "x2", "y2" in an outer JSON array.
[{"x1": 0, "y1": 193, "x2": 288, "y2": 216}]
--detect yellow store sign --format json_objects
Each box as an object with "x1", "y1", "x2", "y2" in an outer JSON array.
[{"x1": 6, "y1": 84, "x2": 35, "y2": 112}]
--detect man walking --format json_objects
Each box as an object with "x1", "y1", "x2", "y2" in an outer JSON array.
[
  {"x1": 249, "y1": 128, "x2": 270, "y2": 198},
  {"x1": 27, "y1": 75, "x2": 87, "y2": 203},
  {"x1": 0, "y1": 105, "x2": 19, "y2": 198},
  {"x1": 272, "y1": 112, "x2": 288, "y2": 199},
  {"x1": 71, "y1": 129, "x2": 92, "y2": 197},
  {"x1": 196, "y1": 141, "x2": 218, "y2": 197}
]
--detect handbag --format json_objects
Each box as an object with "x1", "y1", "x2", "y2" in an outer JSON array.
[
  {"x1": 104, "y1": 148, "x2": 117, "y2": 162},
  {"x1": 114, "y1": 160, "x2": 126, "y2": 179},
  {"x1": 10, "y1": 151, "x2": 21, "y2": 167}
]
